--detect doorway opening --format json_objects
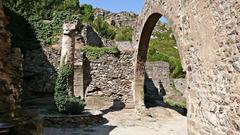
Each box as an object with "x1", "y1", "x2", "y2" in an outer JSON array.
[
  {"x1": 132, "y1": 13, "x2": 187, "y2": 115},
  {"x1": 143, "y1": 16, "x2": 187, "y2": 115}
]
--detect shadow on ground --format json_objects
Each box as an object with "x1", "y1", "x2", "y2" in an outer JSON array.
[
  {"x1": 144, "y1": 73, "x2": 187, "y2": 116},
  {"x1": 101, "y1": 99, "x2": 125, "y2": 115}
]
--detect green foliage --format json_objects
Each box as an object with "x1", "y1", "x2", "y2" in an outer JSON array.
[
  {"x1": 93, "y1": 17, "x2": 116, "y2": 40},
  {"x1": 148, "y1": 49, "x2": 184, "y2": 78},
  {"x1": 3, "y1": 0, "x2": 80, "y2": 50},
  {"x1": 147, "y1": 24, "x2": 185, "y2": 78},
  {"x1": 3, "y1": 7, "x2": 40, "y2": 50},
  {"x1": 4, "y1": 0, "x2": 79, "y2": 19},
  {"x1": 115, "y1": 26, "x2": 133, "y2": 41},
  {"x1": 164, "y1": 98, "x2": 186, "y2": 108},
  {"x1": 54, "y1": 65, "x2": 85, "y2": 115},
  {"x1": 80, "y1": 46, "x2": 119, "y2": 60},
  {"x1": 79, "y1": 4, "x2": 94, "y2": 24}
]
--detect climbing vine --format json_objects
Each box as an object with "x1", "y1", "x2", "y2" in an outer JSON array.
[{"x1": 54, "y1": 64, "x2": 85, "y2": 114}]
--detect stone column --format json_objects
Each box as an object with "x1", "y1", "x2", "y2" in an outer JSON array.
[
  {"x1": 60, "y1": 21, "x2": 78, "y2": 96},
  {"x1": 132, "y1": 60, "x2": 146, "y2": 109}
]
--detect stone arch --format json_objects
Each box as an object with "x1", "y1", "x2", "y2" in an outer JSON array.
[
  {"x1": 132, "y1": 0, "x2": 182, "y2": 108},
  {"x1": 133, "y1": 0, "x2": 240, "y2": 134}
]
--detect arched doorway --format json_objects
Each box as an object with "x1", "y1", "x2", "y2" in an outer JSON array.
[
  {"x1": 144, "y1": 16, "x2": 187, "y2": 115},
  {"x1": 132, "y1": 13, "x2": 180, "y2": 108}
]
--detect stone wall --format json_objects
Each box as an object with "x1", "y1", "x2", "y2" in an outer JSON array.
[
  {"x1": 84, "y1": 52, "x2": 134, "y2": 109},
  {"x1": 173, "y1": 79, "x2": 186, "y2": 97},
  {"x1": 133, "y1": 0, "x2": 240, "y2": 134},
  {"x1": 145, "y1": 61, "x2": 171, "y2": 91},
  {"x1": 22, "y1": 46, "x2": 60, "y2": 97},
  {"x1": 0, "y1": 0, "x2": 22, "y2": 120},
  {"x1": 80, "y1": 25, "x2": 103, "y2": 47}
]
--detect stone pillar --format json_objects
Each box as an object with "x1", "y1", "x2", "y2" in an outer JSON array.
[
  {"x1": 74, "y1": 52, "x2": 84, "y2": 98},
  {"x1": 60, "y1": 21, "x2": 78, "y2": 96},
  {"x1": 132, "y1": 60, "x2": 146, "y2": 109}
]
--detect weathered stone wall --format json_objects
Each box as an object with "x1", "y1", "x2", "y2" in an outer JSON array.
[
  {"x1": 133, "y1": 0, "x2": 240, "y2": 134},
  {"x1": 23, "y1": 47, "x2": 59, "y2": 96},
  {"x1": 0, "y1": 0, "x2": 22, "y2": 120},
  {"x1": 80, "y1": 25, "x2": 103, "y2": 47},
  {"x1": 184, "y1": 1, "x2": 240, "y2": 134},
  {"x1": 145, "y1": 61, "x2": 171, "y2": 91},
  {"x1": 84, "y1": 52, "x2": 134, "y2": 109},
  {"x1": 173, "y1": 78, "x2": 186, "y2": 97}
]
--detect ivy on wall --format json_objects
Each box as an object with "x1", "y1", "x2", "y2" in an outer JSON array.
[
  {"x1": 3, "y1": 0, "x2": 80, "y2": 50},
  {"x1": 54, "y1": 64, "x2": 85, "y2": 114}
]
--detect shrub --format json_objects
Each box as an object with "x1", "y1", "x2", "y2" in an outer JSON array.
[
  {"x1": 93, "y1": 17, "x2": 116, "y2": 40},
  {"x1": 80, "y1": 46, "x2": 119, "y2": 60},
  {"x1": 115, "y1": 26, "x2": 133, "y2": 41},
  {"x1": 164, "y1": 98, "x2": 186, "y2": 108},
  {"x1": 79, "y1": 4, "x2": 94, "y2": 24},
  {"x1": 54, "y1": 65, "x2": 85, "y2": 115}
]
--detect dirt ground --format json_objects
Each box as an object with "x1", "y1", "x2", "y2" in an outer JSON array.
[{"x1": 43, "y1": 107, "x2": 187, "y2": 135}]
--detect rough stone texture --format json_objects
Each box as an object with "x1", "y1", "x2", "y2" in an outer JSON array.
[
  {"x1": 0, "y1": 2, "x2": 43, "y2": 135},
  {"x1": 23, "y1": 47, "x2": 59, "y2": 95},
  {"x1": 80, "y1": 25, "x2": 103, "y2": 47},
  {"x1": 74, "y1": 52, "x2": 84, "y2": 97},
  {"x1": 94, "y1": 8, "x2": 137, "y2": 28},
  {"x1": 116, "y1": 41, "x2": 134, "y2": 52},
  {"x1": 0, "y1": 0, "x2": 22, "y2": 119},
  {"x1": 145, "y1": 61, "x2": 171, "y2": 95},
  {"x1": 61, "y1": 21, "x2": 79, "y2": 96},
  {"x1": 173, "y1": 79, "x2": 187, "y2": 97},
  {"x1": 84, "y1": 52, "x2": 134, "y2": 108},
  {"x1": 43, "y1": 110, "x2": 104, "y2": 128},
  {"x1": 133, "y1": 0, "x2": 240, "y2": 135}
]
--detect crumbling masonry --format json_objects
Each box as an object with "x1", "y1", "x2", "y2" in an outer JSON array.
[{"x1": 132, "y1": 0, "x2": 240, "y2": 135}]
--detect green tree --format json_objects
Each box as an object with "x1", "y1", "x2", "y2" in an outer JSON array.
[
  {"x1": 79, "y1": 4, "x2": 94, "y2": 24},
  {"x1": 93, "y1": 17, "x2": 116, "y2": 39}
]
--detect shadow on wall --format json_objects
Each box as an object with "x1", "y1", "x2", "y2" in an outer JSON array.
[
  {"x1": 101, "y1": 99, "x2": 125, "y2": 115},
  {"x1": 83, "y1": 56, "x2": 92, "y2": 97},
  {"x1": 144, "y1": 72, "x2": 187, "y2": 116},
  {"x1": 3, "y1": 6, "x2": 57, "y2": 101}
]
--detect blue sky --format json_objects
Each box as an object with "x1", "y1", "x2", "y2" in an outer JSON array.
[
  {"x1": 80, "y1": 0, "x2": 145, "y2": 14},
  {"x1": 80, "y1": 0, "x2": 168, "y2": 23}
]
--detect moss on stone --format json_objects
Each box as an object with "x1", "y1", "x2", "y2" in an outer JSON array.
[{"x1": 80, "y1": 46, "x2": 119, "y2": 60}]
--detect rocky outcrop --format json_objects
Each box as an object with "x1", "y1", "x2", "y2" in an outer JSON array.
[{"x1": 94, "y1": 8, "x2": 137, "y2": 28}]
